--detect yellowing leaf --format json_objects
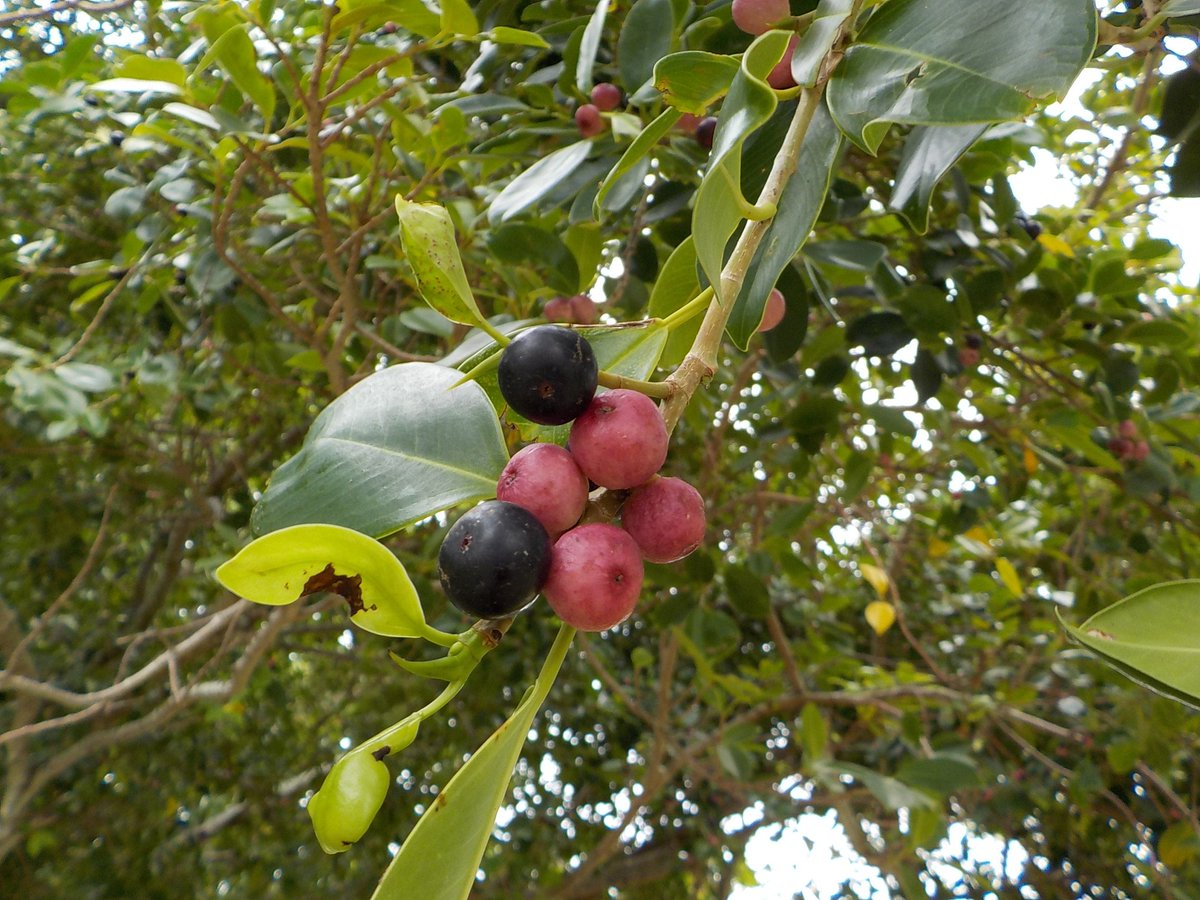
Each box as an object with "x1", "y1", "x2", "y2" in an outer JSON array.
[
  {"x1": 860, "y1": 562, "x2": 891, "y2": 598},
  {"x1": 929, "y1": 537, "x2": 951, "y2": 558},
  {"x1": 996, "y1": 557, "x2": 1023, "y2": 596},
  {"x1": 1023, "y1": 444, "x2": 1038, "y2": 475},
  {"x1": 1037, "y1": 232, "x2": 1075, "y2": 257},
  {"x1": 865, "y1": 600, "x2": 896, "y2": 635},
  {"x1": 964, "y1": 526, "x2": 990, "y2": 545}
]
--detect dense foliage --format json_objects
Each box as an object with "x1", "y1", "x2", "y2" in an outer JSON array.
[{"x1": 2, "y1": 0, "x2": 1200, "y2": 896}]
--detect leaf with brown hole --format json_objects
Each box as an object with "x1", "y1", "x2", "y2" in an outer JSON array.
[{"x1": 216, "y1": 524, "x2": 425, "y2": 638}]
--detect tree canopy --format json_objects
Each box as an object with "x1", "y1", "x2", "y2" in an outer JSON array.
[{"x1": 3, "y1": 0, "x2": 1200, "y2": 896}]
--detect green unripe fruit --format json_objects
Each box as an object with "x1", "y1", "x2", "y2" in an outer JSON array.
[{"x1": 308, "y1": 750, "x2": 391, "y2": 854}]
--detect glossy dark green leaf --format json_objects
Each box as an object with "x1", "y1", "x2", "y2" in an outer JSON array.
[
  {"x1": 727, "y1": 104, "x2": 842, "y2": 349},
  {"x1": 694, "y1": 32, "x2": 789, "y2": 303},
  {"x1": 890, "y1": 124, "x2": 987, "y2": 232},
  {"x1": 1062, "y1": 580, "x2": 1200, "y2": 709},
  {"x1": 488, "y1": 142, "x2": 592, "y2": 224},
  {"x1": 762, "y1": 266, "x2": 810, "y2": 362},
  {"x1": 653, "y1": 51, "x2": 741, "y2": 115},
  {"x1": 828, "y1": 0, "x2": 1096, "y2": 153},
  {"x1": 251, "y1": 364, "x2": 508, "y2": 538},
  {"x1": 372, "y1": 626, "x2": 575, "y2": 900},
  {"x1": 618, "y1": 0, "x2": 674, "y2": 92}
]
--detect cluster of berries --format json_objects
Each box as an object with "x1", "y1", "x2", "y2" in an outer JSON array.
[
  {"x1": 1107, "y1": 419, "x2": 1151, "y2": 463},
  {"x1": 438, "y1": 326, "x2": 705, "y2": 632},
  {"x1": 576, "y1": 82, "x2": 623, "y2": 138}
]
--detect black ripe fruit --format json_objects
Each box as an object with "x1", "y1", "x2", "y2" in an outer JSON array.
[
  {"x1": 498, "y1": 325, "x2": 598, "y2": 425},
  {"x1": 438, "y1": 501, "x2": 551, "y2": 619}
]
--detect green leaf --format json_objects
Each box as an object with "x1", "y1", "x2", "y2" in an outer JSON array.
[
  {"x1": 487, "y1": 27, "x2": 549, "y2": 48},
  {"x1": 897, "y1": 752, "x2": 982, "y2": 796},
  {"x1": 486, "y1": 223, "x2": 579, "y2": 295},
  {"x1": 724, "y1": 564, "x2": 770, "y2": 618},
  {"x1": 846, "y1": 311, "x2": 915, "y2": 357},
  {"x1": 1062, "y1": 580, "x2": 1200, "y2": 709},
  {"x1": 487, "y1": 141, "x2": 592, "y2": 224},
  {"x1": 204, "y1": 25, "x2": 275, "y2": 125},
  {"x1": 1163, "y1": 0, "x2": 1200, "y2": 16},
  {"x1": 330, "y1": 0, "x2": 440, "y2": 37},
  {"x1": 618, "y1": 0, "x2": 674, "y2": 92},
  {"x1": 727, "y1": 104, "x2": 842, "y2": 349},
  {"x1": 88, "y1": 78, "x2": 182, "y2": 96},
  {"x1": 827, "y1": 0, "x2": 1097, "y2": 153},
  {"x1": 649, "y1": 237, "x2": 702, "y2": 367},
  {"x1": 694, "y1": 32, "x2": 788, "y2": 303},
  {"x1": 595, "y1": 108, "x2": 682, "y2": 217},
  {"x1": 439, "y1": 0, "x2": 478, "y2": 36},
  {"x1": 653, "y1": 52, "x2": 741, "y2": 115},
  {"x1": 790, "y1": 0, "x2": 855, "y2": 88},
  {"x1": 804, "y1": 239, "x2": 888, "y2": 273},
  {"x1": 395, "y1": 198, "x2": 488, "y2": 329},
  {"x1": 116, "y1": 54, "x2": 187, "y2": 88},
  {"x1": 815, "y1": 759, "x2": 936, "y2": 810},
  {"x1": 799, "y1": 703, "x2": 829, "y2": 762},
  {"x1": 576, "y1": 0, "x2": 610, "y2": 93},
  {"x1": 372, "y1": 626, "x2": 575, "y2": 900},
  {"x1": 162, "y1": 102, "x2": 221, "y2": 130},
  {"x1": 889, "y1": 124, "x2": 987, "y2": 232},
  {"x1": 251, "y1": 363, "x2": 508, "y2": 538},
  {"x1": 215, "y1": 523, "x2": 425, "y2": 638}
]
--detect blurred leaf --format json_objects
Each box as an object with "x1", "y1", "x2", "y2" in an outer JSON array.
[
  {"x1": 649, "y1": 237, "x2": 702, "y2": 367},
  {"x1": 860, "y1": 563, "x2": 891, "y2": 599},
  {"x1": 724, "y1": 564, "x2": 771, "y2": 618},
  {"x1": 576, "y1": 0, "x2": 610, "y2": 92},
  {"x1": 439, "y1": 0, "x2": 478, "y2": 35},
  {"x1": 865, "y1": 600, "x2": 896, "y2": 635},
  {"x1": 815, "y1": 759, "x2": 935, "y2": 810},
  {"x1": 595, "y1": 108, "x2": 682, "y2": 217},
  {"x1": 203, "y1": 25, "x2": 275, "y2": 125},
  {"x1": 847, "y1": 311, "x2": 915, "y2": 357}
]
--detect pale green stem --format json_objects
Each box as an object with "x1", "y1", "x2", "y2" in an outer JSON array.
[
  {"x1": 597, "y1": 371, "x2": 672, "y2": 398},
  {"x1": 659, "y1": 287, "x2": 715, "y2": 331}
]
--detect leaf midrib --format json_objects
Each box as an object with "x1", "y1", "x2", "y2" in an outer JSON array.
[
  {"x1": 854, "y1": 40, "x2": 1025, "y2": 94},
  {"x1": 321, "y1": 435, "x2": 500, "y2": 487}
]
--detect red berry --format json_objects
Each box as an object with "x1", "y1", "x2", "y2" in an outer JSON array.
[
  {"x1": 766, "y1": 36, "x2": 798, "y2": 90},
  {"x1": 758, "y1": 288, "x2": 786, "y2": 333},
  {"x1": 569, "y1": 294, "x2": 599, "y2": 324},
  {"x1": 543, "y1": 524, "x2": 644, "y2": 631},
  {"x1": 731, "y1": 0, "x2": 790, "y2": 35},
  {"x1": 958, "y1": 346, "x2": 981, "y2": 368},
  {"x1": 1117, "y1": 419, "x2": 1138, "y2": 439},
  {"x1": 1107, "y1": 437, "x2": 1134, "y2": 459},
  {"x1": 622, "y1": 476, "x2": 706, "y2": 564},
  {"x1": 569, "y1": 389, "x2": 669, "y2": 490},
  {"x1": 575, "y1": 104, "x2": 604, "y2": 138},
  {"x1": 677, "y1": 113, "x2": 703, "y2": 134},
  {"x1": 590, "y1": 82, "x2": 622, "y2": 112},
  {"x1": 497, "y1": 444, "x2": 590, "y2": 538},
  {"x1": 1130, "y1": 439, "x2": 1151, "y2": 462}
]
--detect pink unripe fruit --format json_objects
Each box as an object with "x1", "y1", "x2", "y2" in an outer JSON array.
[
  {"x1": 590, "y1": 82, "x2": 622, "y2": 112},
  {"x1": 1117, "y1": 419, "x2": 1138, "y2": 439},
  {"x1": 767, "y1": 36, "x2": 799, "y2": 90},
  {"x1": 569, "y1": 294, "x2": 599, "y2": 324},
  {"x1": 543, "y1": 524, "x2": 644, "y2": 631},
  {"x1": 958, "y1": 346, "x2": 981, "y2": 368},
  {"x1": 731, "y1": 0, "x2": 790, "y2": 35},
  {"x1": 622, "y1": 476, "x2": 706, "y2": 563},
  {"x1": 544, "y1": 297, "x2": 574, "y2": 322},
  {"x1": 1131, "y1": 439, "x2": 1151, "y2": 462},
  {"x1": 576, "y1": 104, "x2": 604, "y2": 138},
  {"x1": 758, "y1": 288, "x2": 786, "y2": 333},
  {"x1": 496, "y1": 444, "x2": 589, "y2": 537},
  {"x1": 677, "y1": 113, "x2": 703, "y2": 134},
  {"x1": 569, "y1": 389, "x2": 669, "y2": 490},
  {"x1": 1107, "y1": 436, "x2": 1134, "y2": 458}
]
